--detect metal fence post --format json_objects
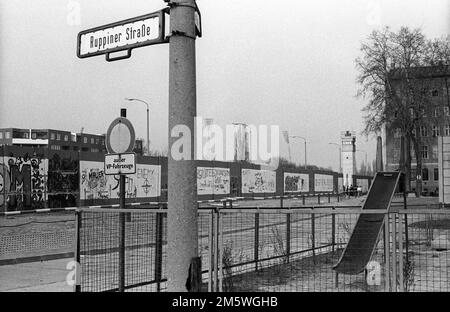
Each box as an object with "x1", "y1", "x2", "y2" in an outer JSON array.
[
  {"x1": 398, "y1": 213, "x2": 404, "y2": 292},
  {"x1": 118, "y1": 211, "x2": 126, "y2": 292},
  {"x1": 74, "y1": 210, "x2": 81, "y2": 292},
  {"x1": 331, "y1": 207, "x2": 336, "y2": 253},
  {"x1": 328, "y1": 193, "x2": 331, "y2": 203},
  {"x1": 154, "y1": 211, "x2": 163, "y2": 292},
  {"x1": 384, "y1": 214, "x2": 390, "y2": 292},
  {"x1": 213, "y1": 208, "x2": 219, "y2": 292},
  {"x1": 311, "y1": 209, "x2": 316, "y2": 263},
  {"x1": 286, "y1": 213, "x2": 291, "y2": 263},
  {"x1": 318, "y1": 194, "x2": 320, "y2": 205},
  {"x1": 302, "y1": 195, "x2": 305, "y2": 205},
  {"x1": 391, "y1": 213, "x2": 397, "y2": 292},
  {"x1": 218, "y1": 210, "x2": 223, "y2": 292},
  {"x1": 208, "y1": 210, "x2": 214, "y2": 292},
  {"x1": 254, "y1": 212, "x2": 260, "y2": 271}
]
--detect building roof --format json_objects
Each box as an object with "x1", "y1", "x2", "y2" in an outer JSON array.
[{"x1": 389, "y1": 64, "x2": 450, "y2": 80}]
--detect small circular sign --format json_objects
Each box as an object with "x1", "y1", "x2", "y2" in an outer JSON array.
[{"x1": 106, "y1": 117, "x2": 136, "y2": 154}]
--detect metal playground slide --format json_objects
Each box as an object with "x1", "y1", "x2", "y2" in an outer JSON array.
[{"x1": 333, "y1": 171, "x2": 401, "y2": 275}]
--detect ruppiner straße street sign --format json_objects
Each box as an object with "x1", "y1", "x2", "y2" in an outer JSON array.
[{"x1": 77, "y1": 9, "x2": 168, "y2": 61}]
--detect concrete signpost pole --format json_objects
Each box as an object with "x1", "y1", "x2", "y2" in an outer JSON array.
[{"x1": 167, "y1": 0, "x2": 199, "y2": 292}]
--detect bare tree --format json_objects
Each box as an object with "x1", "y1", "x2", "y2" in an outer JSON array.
[{"x1": 356, "y1": 27, "x2": 449, "y2": 196}]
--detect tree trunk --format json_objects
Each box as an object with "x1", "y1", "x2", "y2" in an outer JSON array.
[
  {"x1": 405, "y1": 135, "x2": 412, "y2": 192},
  {"x1": 411, "y1": 134, "x2": 422, "y2": 197}
]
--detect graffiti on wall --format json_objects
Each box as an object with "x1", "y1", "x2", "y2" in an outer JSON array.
[
  {"x1": 0, "y1": 154, "x2": 48, "y2": 211},
  {"x1": 80, "y1": 161, "x2": 161, "y2": 200},
  {"x1": 284, "y1": 172, "x2": 309, "y2": 193},
  {"x1": 197, "y1": 167, "x2": 230, "y2": 195},
  {"x1": 314, "y1": 174, "x2": 334, "y2": 192},
  {"x1": 242, "y1": 169, "x2": 276, "y2": 193}
]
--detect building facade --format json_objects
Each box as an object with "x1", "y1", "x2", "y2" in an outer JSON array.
[
  {"x1": 384, "y1": 65, "x2": 450, "y2": 195},
  {"x1": 0, "y1": 128, "x2": 143, "y2": 155}
]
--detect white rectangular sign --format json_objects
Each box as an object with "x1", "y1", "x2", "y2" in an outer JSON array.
[
  {"x1": 81, "y1": 161, "x2": 161, "y2": 199},
  {"x1": 77, "y1": 11, "x2": 166, "y2": 58},
  {"x1": 284, "y1": 172, "x2": 309, "y2": 193},
  {"x1": 242, "y1": 169, "x2": 276, "y2": 193},
  {"x1": 105, "y1": 153, "x2": 136, "y2": 175},
  {"x1": 197, "y1": 167, "x2": 230, "y2": 195},
  {"x1": 314, "y1": 174, "x2": 334, "y2": 192}
]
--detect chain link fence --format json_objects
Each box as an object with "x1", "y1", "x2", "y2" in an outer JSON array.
[{"x1": 73, "y1": 204, "x2": 450, "y2": 292}]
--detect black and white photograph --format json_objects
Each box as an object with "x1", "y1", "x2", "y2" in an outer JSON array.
[{"x1": 0, "y1": 0, "x2": 450, "y2": 302}]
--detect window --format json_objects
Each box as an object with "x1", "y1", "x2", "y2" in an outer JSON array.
[
  {"x1": 101, "y1": 139, "x2": 105, "y2": 146},
  {"x1": 51, "y1": 145, "x2": 61, "y2": 150},
  {"x1": 432, "y1": 146, "x2": 438, "y2": 159},
  {"x1": 446, "y1": 125, "x2": 450, "y2": 136},
  {"x1": 445, "y1": 106, "x2": 450, "y2": 116},
  {"x1": 91, "y1": 138, "x2": 94, "y2": 144},
  {"x1": 56, "y1": 133, "x2": 61, "y2": 140},
  {"x1": 23, "y1": 132, "x2": 29, "y2": 139},
  {"x1": 422, "y1": 168, "x2": 429, "y2": 181},
  {"x1": 50, "y1": 132, "x2": 55, "y2": 140},
  {"x1": 64, "y1": 135, "x2": 69, "y2": 142},
  {"x1": 0, "y1": 132, "x2": 3, "y2": 139},
  {"x1": 31, "y1": 133, "x2": 37, "y2": 139},
  {"x1": 434, "y1": 168, "x2": 439, "y2": 181},
  {"x1": 95, "y1": 138, "x2": 99, "y2": 145},
  {"x1": 421, "y1": 145, "x2": 428, "y2": 159},
  {"x1": 83, "y1": 137, "x2": 87, "y2": 144},
  {"x1": 432, "y1": 125, "x2": 440, "y2": 137},
  {"x1": 91, "y1": 148, "x2": 100, "y2": 153},
  {"x1": 431, "y1": 89, "x2": 439, "y2": 97},
  {"x1": 5, "y1": 132, "x2": 10, "y2": 139},
  {"x1": 420, "y1": 126, "x2": 428, "y2": 137}
]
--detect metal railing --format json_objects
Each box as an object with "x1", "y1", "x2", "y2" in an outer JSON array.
[{"x1": 72, "y1": 203, "x2": 450, "y2": 292}]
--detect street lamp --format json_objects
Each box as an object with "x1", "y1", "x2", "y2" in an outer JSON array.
[
  {"x1": 125, "y1": 98, "x2": 150, "y2": 156},
  {"x1": 290, "y1": 135, "x2": 307, "y2": 169},
  {"x1": 328, "y1": 142, "x2": 342, "y2": 173}
]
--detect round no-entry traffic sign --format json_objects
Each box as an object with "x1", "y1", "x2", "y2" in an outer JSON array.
[{"x1": 106, "y1": 117, "x2": 136, "y2": 154}]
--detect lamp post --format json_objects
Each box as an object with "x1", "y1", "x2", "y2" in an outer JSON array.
[
  {"x1": 125, "y1": 98, "x2": 150, "y2": 155},
  {"x1": 329, "y1": 142, "x2": 342, "y2": 173},
  {"x1": 290, "y1": 135, "x2": 307, "y2": 169}
]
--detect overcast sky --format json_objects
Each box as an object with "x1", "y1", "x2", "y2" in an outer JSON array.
[{"x1": 0, "y1": 0, "x2": 449, "y2": 171}]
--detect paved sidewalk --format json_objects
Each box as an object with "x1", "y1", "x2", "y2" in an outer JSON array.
[{"x1": 0, "y1": 258, "x2": 73, "y2": 292}]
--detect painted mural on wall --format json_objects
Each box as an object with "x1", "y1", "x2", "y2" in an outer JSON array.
[
  {"x1": 0, "y1": 154, "x2": 48, "y2": 211},
  {"x1": 242, "y1": 169, "x2": 276, "y2": 193},
  {"x1": 356, "y1": 178, "x2": 369, "y2": 193},
  {"x1": 314, "y1": 174, "x2": 334, "y2": 192},
  {"x1": 80, "y1": 161, "x2": 161, "y2": 200},
  {"x1": 284, "y1": 172, "x2": 309, "y2": 193},
  {"x1": 47, "y1": 152, "x2": 79, "y2": 208},
  {"x1": 197, "y1": 167, "x2": 230, "y2": 195}
]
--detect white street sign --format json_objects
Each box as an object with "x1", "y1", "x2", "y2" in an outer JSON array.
[
  {"x1": 105, "y1": 153, "x2": 136, "y2": 175},
  {"x1": 77, "y1": 10, "x2": 167, "y2": 59}
]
